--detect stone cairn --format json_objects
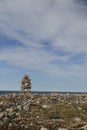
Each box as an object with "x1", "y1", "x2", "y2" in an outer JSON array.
[{"x1": 21, "y1": 74, "x2": 31, "y2": 93}]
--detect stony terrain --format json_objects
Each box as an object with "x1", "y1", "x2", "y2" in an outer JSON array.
[{"x1": 0, "y1": 93, "x2": 87, "y2": 130}]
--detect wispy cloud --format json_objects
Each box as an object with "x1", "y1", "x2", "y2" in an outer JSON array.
[{"x1": 0, "y1": 0, "x2": 87, "y2": 80}]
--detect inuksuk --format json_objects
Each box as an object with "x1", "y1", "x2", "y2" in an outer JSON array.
[{"x1": 21, "y1": 74, "x2": 31, "y2": 94}]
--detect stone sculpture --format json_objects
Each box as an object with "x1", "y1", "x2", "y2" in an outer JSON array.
[{"x1": 21, "y1": 74, "x2": 31, "y2": 93}]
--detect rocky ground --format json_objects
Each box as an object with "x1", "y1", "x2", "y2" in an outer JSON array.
[{"x1": 0, "y1": 93, "x2": 87, "y2": 130}]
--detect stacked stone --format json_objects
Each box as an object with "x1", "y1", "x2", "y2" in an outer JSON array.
[{"x1": 21, "y1": 74, "x2": 31, "y2": 93}]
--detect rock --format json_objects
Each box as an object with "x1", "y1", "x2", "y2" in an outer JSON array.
[
  {"x1": 0, "y1": 102, "x2": 4, "y2": 105},
  {"x1": 0, "y1": 122, "x2": 4, "y2": 130},
  {"x1": 23, "y1": 105, "x2": 29, "y2": 111},
  {"x1": 6, "y1": 107, "x2": 13, "y2": 113},
  {"x1": 36, "y1": 98, "x2": 40, "y2": 104},
  {"x1": 8, "y1": 123, "x2": 14, "y2": 129},
  {"x1": 0, "y1": 121, "x2": 4, "y2": 126},
  {"x1": 36, "y1": 116, "x2": 40, "y2": 119},
  {"x1": 12, "y1": 93, "x2": 17, "y2": 98},
  {"x1": 4, "y1": 111, "x2": 8, "y2": 116},
  {"x1": 74, "y1": 117, "x2": 81, "y2": 122},
  {"x1": 15, "y1": 112, "x2": 20, "y2": 117},
  {"x1": 77, "y1": 107, "x2": 82, "y2": 111},
  {"x1": 3, "y1": 116, "x2": 10, "y2": 124},
  {"x1": 48, "y1": 112, "x2": 59, "y2": 119},
  {"x1": 8, "y1": 112, "x2": 15, "y2": 117},
  {"x1": 24, "y1": 124, "x2": 30, "y2": 129},
  {"x1": 17, "y1": 105, "x2": 22, "y2": 111},
  {"x1": 78, "y1": 125, "x2": 87, "y2": 130},
  {"x1": 0, "y1": 112, "x2": 4, "y2": 118},
  {"x1": 8, "y1": 123, "x2": 13, "y2": 126},
  {"x1": 42, "y1": 105, "x2": 51, "y2": 109},
  {"x1": 40, "y1": 127, "x2": 48, "y2": 130},
  {"x1": 0, "y1": 108, "x2": 2, "y2": 112},
  {"x1": 58, "y1": 128, "x2": 67, "y2": 130}
]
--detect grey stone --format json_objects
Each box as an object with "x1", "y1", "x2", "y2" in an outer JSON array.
[
  {"x1": 0, "y1": 108, "x2": 2, "y2": 112},
  {"x1": 58, "y1": 128, "x2": 67, "y2": 130},
  {"x1": 42, "y1": 105, "x2": 52, "y2": 109},
  {"x1": 3, "y1": 116, "x2": 10, "y2": 124},
  {"x1": 78, "y1": 125, "x2": 87, "y2": 130},
  {"x1": 24, "y1": 124, "x2": 30, "y2": 130},
  {"x1": 40, "y1": 127, "x2": 48, "y2": 130},
  {"x1": 0, "y1": 112, "x2": 4, "y2": 118},
  {"x1": 23, "y1": 105, "x2": 29, "y2": 111},
  {"x1": 17, "y1": 105, "x2": 22, "y2": 111}
]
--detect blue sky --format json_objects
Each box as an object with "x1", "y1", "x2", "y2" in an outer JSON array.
[{"x1": 0, "y1": 0, "x2": 87, "y2": 92}]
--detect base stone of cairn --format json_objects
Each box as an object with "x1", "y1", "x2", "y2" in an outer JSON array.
[{"x1": 21, "y1": 74, "x2": 31, "y2": 94}]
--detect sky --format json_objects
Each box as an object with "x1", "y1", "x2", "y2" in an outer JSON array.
[{"x1": 0, "y1": 0, "x2": 87, "y2": 92}]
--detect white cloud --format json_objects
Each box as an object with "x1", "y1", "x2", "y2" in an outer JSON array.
[
  {"x1": 0, "y1": 0, "x2": 87, "y2": 80},
  {"x1": 0, "y1": 0, "x2": 87, "y2": 52},
  {"x1": 0, "y1": 46, "x2": 87, "y2": 80}
]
